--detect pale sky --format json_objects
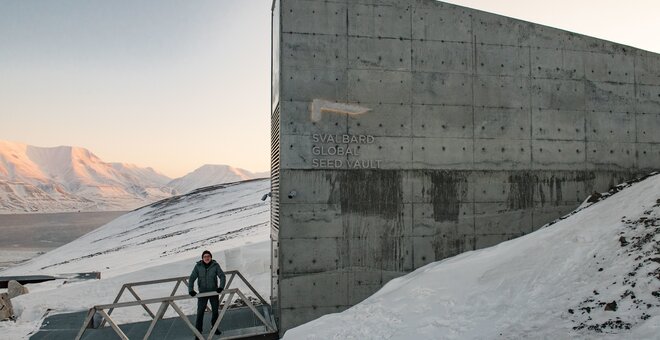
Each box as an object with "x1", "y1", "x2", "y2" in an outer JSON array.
[{"x1": 1, "y1": 0, "x2": 658, "y2": 178}]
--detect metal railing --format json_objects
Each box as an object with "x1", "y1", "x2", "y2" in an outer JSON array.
[{"x1": 74, "y1": 270, "x2": 276, "y2": 340}]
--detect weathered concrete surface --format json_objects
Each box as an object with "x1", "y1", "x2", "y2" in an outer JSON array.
[{"x1": 271, "y1": 0, "x2": 660, "y2": 333}]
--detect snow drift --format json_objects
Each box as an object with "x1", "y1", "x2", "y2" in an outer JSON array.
[{"x1": 284, "y1": 173, "x2": 660, "y2": 339}]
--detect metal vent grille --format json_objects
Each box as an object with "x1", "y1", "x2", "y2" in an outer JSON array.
[{"x1": 270, "y1": 103, "x2": 281, "y2": 231}]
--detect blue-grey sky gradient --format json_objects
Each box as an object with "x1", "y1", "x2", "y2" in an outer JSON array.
[
  {"x1": 1, "y1": 0, "x2": 272, "y2": 177},
  {"x1": 1, "y1": 0, "x2": 658, "y2": 177}
]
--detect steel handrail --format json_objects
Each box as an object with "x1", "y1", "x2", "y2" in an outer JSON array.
[
  {"x1": 102, "y1": 270, "x2": 266, "y2": 326},
  {"x1": 75, "y1": 270, "x2": 276, "y2": 340},
  {"x1": 103, "y1": 276, "x2": 191, "y2": 326}
]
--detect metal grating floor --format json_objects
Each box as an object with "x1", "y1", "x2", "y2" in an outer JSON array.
[{"x1": 30, "y1": 305, "x2": 278, "y2": 340}]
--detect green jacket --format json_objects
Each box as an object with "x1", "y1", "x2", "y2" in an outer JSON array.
[{"x1": 188, "y1": 260, "x2": 226, "y2": 293}]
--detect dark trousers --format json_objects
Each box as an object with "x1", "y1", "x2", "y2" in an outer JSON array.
[{"x1": 195, "y1": 295, "x2": 219, "y2": 332}]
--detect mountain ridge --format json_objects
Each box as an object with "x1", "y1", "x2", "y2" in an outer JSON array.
[
  {"x1": 0, "y1": 140, "x2": 268, "y2": 213},
  {"x1": 167, "y1": 164, "x2": 269, "y2": 194},
  {"x1": 0, "y1": 140, "x2": 174, "y2": 213}
]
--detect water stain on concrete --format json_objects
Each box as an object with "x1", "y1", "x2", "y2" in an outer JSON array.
[
  {"x1": 431, "y1": 233, "x2": 472, "y2": 262},
  {"x1": 429, "y1": 171, "x2": 467, "y2": 222},
  {"x1": 338, "y1": 170, "x2": 403, "y2": 219},
  {"x1": 338, "y1": 170, "x2": 406, "y2": 272},
  {"x1": 508, "y1": 172, "x2": 536, "y2": 210}
]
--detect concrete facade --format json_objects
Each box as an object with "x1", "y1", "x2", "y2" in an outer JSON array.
[{"x1": 270, "y1": 0, "x2": 660, "y2": 333}]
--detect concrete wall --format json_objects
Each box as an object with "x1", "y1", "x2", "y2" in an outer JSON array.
[{"x1": 271, "y1": 0, "x2": 660, "y2": 333}]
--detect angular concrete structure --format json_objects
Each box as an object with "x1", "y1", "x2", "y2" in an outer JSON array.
[{"x1": 270, "y1": 0, "x2": 660, "y2": 333}]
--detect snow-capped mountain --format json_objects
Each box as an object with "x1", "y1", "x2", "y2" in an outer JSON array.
[
  {"x1": 0, "y1": 140, "x2": 173, "y2": 213},
  {"x1": 283, "y1": 173, "x2": 660, "y2": 339},
  {"x1": 109, "y1": 163, "x2": 172, "y2": 188},
  {"x1": 167, "y1": 164, "x2": 269, "y2": 194},
  {"x1": 0, "y1": 140, "x2": 270, "y2": 213}
]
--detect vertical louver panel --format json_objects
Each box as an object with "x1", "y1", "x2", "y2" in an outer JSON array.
[
  {"x1": 270, "y1": 102, "x2": 281, "y2": 316},
  {"x1": 270, "y1": 103, "x2": 280, "y2": 231}
]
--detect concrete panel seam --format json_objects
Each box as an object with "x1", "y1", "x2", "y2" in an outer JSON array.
[{"x1": 633, "y1": 55, "x2": 639, "y2": 144}]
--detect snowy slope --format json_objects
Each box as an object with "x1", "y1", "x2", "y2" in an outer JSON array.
[
  {"x1": 284, "y1": 173, "x2": 660, "y2": 340},
  {"x1": 0, "y1": 140, "x2": 173, "y2": 213},
  {"x1": 0, "y1": 178, "x2": 270, "y2": 277},
  {"x1": 167, "y1": 164, "x2": 269, "y2": 194},
  {"x1": 0, "y1": 178, "x2": 271, "y2": 339}
]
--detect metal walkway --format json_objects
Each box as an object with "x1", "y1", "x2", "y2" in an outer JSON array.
[
  {"x1": 30, "y1": 306, "x2": 278, "y2": 340},
  {"x1": 29, "y1": 271, "x2": 278, "y2": 340}
]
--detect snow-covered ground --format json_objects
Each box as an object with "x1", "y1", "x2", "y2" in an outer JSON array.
[
  {"x1": 0, "y1": 178, "x2": 271, "y2": 339},
  {"x1": 283, "y1": 173, "x2": 660, "y2": 340},
  {"x1": 0, "y1": 249, "x2": 46, "y2": 272}
]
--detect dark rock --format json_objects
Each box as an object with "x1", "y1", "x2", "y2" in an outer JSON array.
[
  {"x1": 587, "y1": 192, "x2": 603, "y2": 203},
  {"x1": 619, "y1": 236, "x2": 629, "y2": 247},
  {"x1": 604, "y1": 301, "x2": 618, "y2": 311},
  {"x1": 568, "y1": 309, "x2": 574, "y2": 314}
]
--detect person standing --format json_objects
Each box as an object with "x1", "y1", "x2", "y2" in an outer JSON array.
[{"x1": 188, "y1": 250, "x2": 226, "y2": 336}]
